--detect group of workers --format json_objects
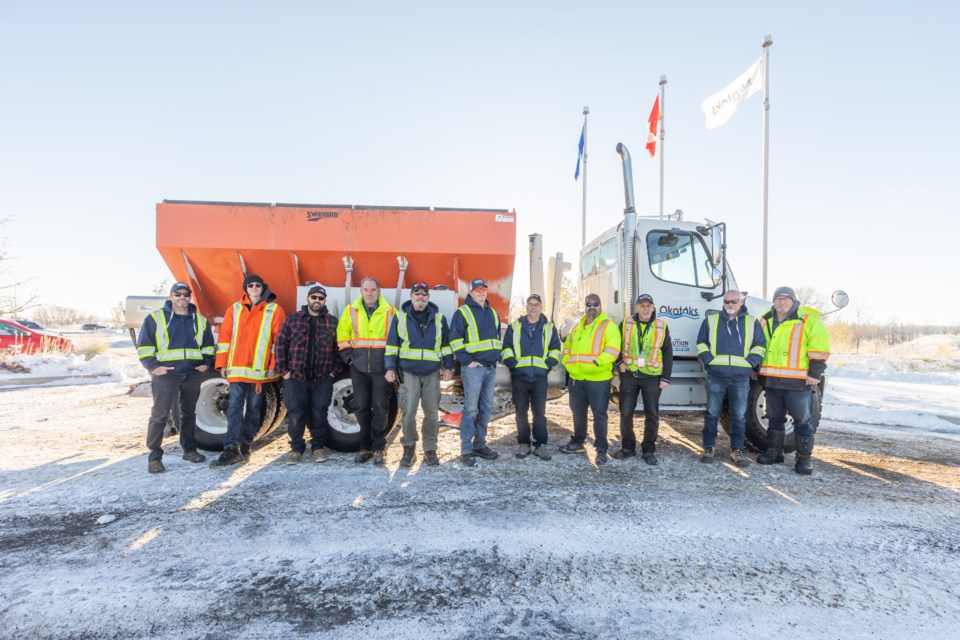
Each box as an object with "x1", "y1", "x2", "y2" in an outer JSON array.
[{"x1": 137, "y1": 277, "x2": 829, "y2": 477}]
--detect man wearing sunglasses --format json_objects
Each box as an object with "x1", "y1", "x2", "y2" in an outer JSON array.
[
  {"x1": 385, "y1": 281, "x2": 454, "y2": 467},
  {"x1": 696, "y1": 290, "x2": 766, "y2": 466},
  {"x1": 275, "y1": 285, "x2": 342, "y2": 465},
  {"x1": 560, "y1": 293, "x2": 621, "y2": 466},
  {"x1": 211, "y1": 274, "x2": 286, "y2": 467},
  {"x1": 138, "y1": 281, "x2": 216, "y2": 473}
]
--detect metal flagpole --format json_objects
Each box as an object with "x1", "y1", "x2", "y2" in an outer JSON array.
[
  {"x1": 581, "y1": 106, "x2": 589, "y2": 246},
  {"x1": 761, "y1": 35, "x2": 772, "y2": 299},
  {"x1": 658, "y1": 75, "x2": 667, "y2": 219}
]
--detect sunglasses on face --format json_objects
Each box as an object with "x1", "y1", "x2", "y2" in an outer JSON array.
[
  {"x1": 412, "y1": 291, "x2": 429, "y2": 296},
  {"x1": 723, "y1": 299, "x2": 741, "y2": 304},
  {"x1": 308, "y1": 295, "x2": 325, "y2": 301},
  {"x1": 585, "y1": 302, "x2": 600, "y2": 308},
  {"x1": 171, "y1": 292, "x2": 190, "y2": 298},
  {"x1": 246, "y1": 283, "x2": 263, "y2": 289}
]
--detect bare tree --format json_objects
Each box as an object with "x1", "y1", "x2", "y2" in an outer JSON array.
[
  {"x1": 151, "y1": 278, "x2": 171, "y2": 295},
  {"x1": 0, "y1": 217, "x2": 40, "y2": 316},
  {"x1": 794, "y1": 286, "x2": 828, "y2": 314},
  {"x1": 850, "y1": 299, "x2": 871, "y2": 353},
  {"x1": 110, "y1": 300, "x2": 126, "y2": 329}
]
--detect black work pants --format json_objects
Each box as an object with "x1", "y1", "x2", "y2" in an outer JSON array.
[
  {"x1": 146, "y1": 371, "x2": 202, "y2": 461},
  {"x1": 618, "y1": 372, "x2": 662, "y2": 454},
  {"x1": 351, "y1": 364, "x2": 391, "y2": 451},
  {"x1": 512, "y1": 375, "x2": 549, "y2": 446},
  {"x1": 284, "y1": 376, "x2": 334, "y2": 453}
]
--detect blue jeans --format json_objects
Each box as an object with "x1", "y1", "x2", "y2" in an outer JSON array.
[
  {"x1": 460, "y1": 364, "x2": 497, "y2": 454},
  {"x1": 764, "y1": 386, "x2": 814, "y2": 439},
  {"x1": 567, "y1": 378, "x2": 610, "y2": 452},
  {"x1": 224, "y1": 381, "x2": 264, "y2": 449},
  {"x1": 284, "y1": 376, "x2": 334, "y2": 453},
  {"x1": 703, "y1": 375, "x2": 749, "y2": 449}
]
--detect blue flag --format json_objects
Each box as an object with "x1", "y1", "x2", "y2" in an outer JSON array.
[{"x1": 574, "y1": 125, "x2": 585, "y2": 180}]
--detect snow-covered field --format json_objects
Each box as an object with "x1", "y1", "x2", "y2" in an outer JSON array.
[{"x1": 1, "y1": 337, "x2": 958, "y2": 639}]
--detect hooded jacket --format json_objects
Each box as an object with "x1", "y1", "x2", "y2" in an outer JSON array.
[
  {"x1": 696, "y1": 304, "x2": 766, "y2": 380},
  {"x1": 758, "y1": 300, "x2": 830, "y2": 390},
  {"x1": 215, "y1": 286, "x2": 286, "y2": 383},
  {"x1": 449, "y1": 294, "x2": 502, "y2": 367},
  {"x1": 384, "y1": 299, "x2": 454, "y2": 377},
  {"x1": 137, "y1": 300, "x2": 215, "y2": 376},
  {"x1": 562, "y1": 311, "x2": 621, "y2": 382}
]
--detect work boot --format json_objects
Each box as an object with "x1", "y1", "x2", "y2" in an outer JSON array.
[
  {"x1": 311, "y1": 447, "x2": 327, "y2": 463},
  {"x1": 533, "y1": 445, "x2": 552, "y2": 461},
  {"x1": 461, "y1": 454, "x2": 477, "y2": 467},
  {"x1": 373, "y1": 450, "x2": 386, "y2": 466},
  {"x1": 700, "y1": 447, "x2": 715, "y2": 463},
  {"x1": 240, "y1": 444, "x2": 251, "y2": 461},
  {"x1": 473, "y1": 446, "x2": 498, "y2": 460},
  {"x1": 595, "y1": 451, "x2": 608, "y2": 466},
  {"x1": 210, "y1": 445, "x2": 243, "y2": 468},
  {"x1": 354, "y1": 450, "x2": 374, "y2": 464},
  {"x1": 182, "y1": 450, "x2": 206, "y2": 463},
  {"x1": 516, "y1": 444, "x2": 531, "y2": 459},
  {"x1": 730, "y1": 449, "x2": 750, "y2": 468},
  {"x1": 559, "y1": 441, "x2": 585, "y2": 454},
  {"x1": 424, "y1": 450, "x2": 440, "y2": 466},
  {"x1": 285, "y1": 451, "x2": 302, "y2": 465},
  {"x1": 757, "y1": 430, "x2": 786, "y2": 465},
  {"x1": 611, "y1": 448, "x2": 636, "y2": 460},
  {"x1": 399, "y1": 445, "x2": 416, "y2": 467},
  {"x1": 148, "y1": 459, "x2": 165, "y2": 474},
  {"x1": 795, "y1": 435, "x2": 815, "y2": 476},
  {"x1": 641, "y1": 452, "x2": 658, "y2": 466}
]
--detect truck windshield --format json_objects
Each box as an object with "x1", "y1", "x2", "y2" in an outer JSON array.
[{"x1": 646, "y1": 230, "x2": 715, "y2": 288}]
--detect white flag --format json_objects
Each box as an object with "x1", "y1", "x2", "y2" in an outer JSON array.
[{"x1": 700, "y1": 57, "x2": 764, "y2": 130}]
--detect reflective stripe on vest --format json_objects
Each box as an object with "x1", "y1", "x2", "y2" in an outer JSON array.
[
  {"x1": 344, "y1": 304, "x2": 393, "y2": 349},
  {"x1": 503, "y1": 319, "x2": 557, "y2": 369},
  {"x1": 703, "y1": 313, "x2": 758, "y2": 369},
  {"x1": 392, "y1": 310, "x2": 449, "y2": 362},
  {"x1": 139, "y1": 309, "x2": 208, "y2": 362},
  {"x1": 758, "y1": 312, "x2": 824, "y2": 380},
  {"x1": 452, "y1": 305, "x2": 500, "y2": 354},
  {"x1": 564, "y1": 319, "x2": 616, "y2": 364},
  {"x1": 622, "y1": 318, "x2": 666, "y2": 374},
  {"x1": 226, "y1": 301, "x2": 278, "y2": 376}
]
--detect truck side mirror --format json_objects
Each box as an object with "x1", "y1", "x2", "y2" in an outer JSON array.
[
  {"x1": 831, "y1": 290, "x2": 849, "y2": 309},
  {"x1": 711, "y1": 226, "x2": 724, "y2": 266}
]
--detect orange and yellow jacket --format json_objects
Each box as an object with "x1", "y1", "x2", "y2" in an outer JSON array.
[
  {"x1": 215, "y1": 290, "x2": 286, "y2": 384},
  {"x1": 562, "y1": 311, "x2": 621, "y2": 382}
]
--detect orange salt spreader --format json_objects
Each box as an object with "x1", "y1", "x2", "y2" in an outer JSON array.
[{"x1": 155, "y1": 200, "x2": 517, "y2": 322}]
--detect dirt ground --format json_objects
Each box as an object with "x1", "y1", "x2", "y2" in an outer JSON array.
[{"x1": 1, "y1": 382, "x2": 958, "y2": 639}]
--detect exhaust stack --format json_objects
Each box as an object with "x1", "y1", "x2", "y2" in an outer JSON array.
[{"x1": 616, "y1": 143, "x2": 638, "y2": 319}]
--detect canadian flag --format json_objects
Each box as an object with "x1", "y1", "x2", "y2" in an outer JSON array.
[{"x1": 645, "y1": 96, "x2": 661, "y2": 158}]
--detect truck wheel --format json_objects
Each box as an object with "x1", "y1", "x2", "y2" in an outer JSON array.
[
  {"x1": 742, "y1": 381, "x2": 822, "y2": 454},
  {"x1": 325, "y1": 377, "x2": 400, "y2": 452},
  {"x1": 193, "y1": 374, "x2": 283, "y2": 451}
]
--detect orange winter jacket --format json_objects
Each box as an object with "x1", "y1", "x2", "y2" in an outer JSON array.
[{"x1": 215, "y1": 291, "x2": 286, "y2": 384}]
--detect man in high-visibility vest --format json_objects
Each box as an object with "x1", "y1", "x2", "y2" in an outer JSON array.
[
  {"x1": 696, "y1": 290, "x2": 766, "y2": 467},
  {"x1": 211, "y1": 274, "x2": 286, "y2": 467},
  {"x1": 501, "y1": 293, "x2": 562, "y2": 461},
  {"x1": 560, "y1": 293, "x2": 621, "y2": 466},
  {"x1": 756, "y1": 286, "x2": 830, "y2": 475},
  {"x1": 337, "y1": 277, "x2": 396, "y2": 466},
  {"x1": 385, "y1": 281, "x2": 454, "y2": 468},
  {"x1": 449, "y1": 278, "x2": 502, "y2": 467},
  {"x1": 138, "y1": 281, "x2": 216, "y2": 474},
  {"x1": 614, "y1": 294, "x2": 672, "y2": 465}
]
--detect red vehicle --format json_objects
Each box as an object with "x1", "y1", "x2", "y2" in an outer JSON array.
[{"x1": 0, "y1": 319, "x2": 75, "y2": 354}]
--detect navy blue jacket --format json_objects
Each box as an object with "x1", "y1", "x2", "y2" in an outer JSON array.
[
  {"x1": 696, "y1": 305, "x2": 765, "y2": 380},
  {"x1": 137, "y1": 300, "x2": 215, "y2": 376},
  {"x1": 385, "y1": 300, "x2": 454, "y2": 376},
  {"x1": 501, "y1": 316, "x2": 561, "y2": 383},
  {"x1": 449, "y1": 295, "x2": 501, "y2": 367}
]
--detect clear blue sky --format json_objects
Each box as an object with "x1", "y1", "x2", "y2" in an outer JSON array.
[{"x1": 2, "y1": 0, "x2": 958, "y2": 325}]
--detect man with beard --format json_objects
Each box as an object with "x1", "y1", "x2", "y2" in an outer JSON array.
[
  {"x1": 385, "y1": 281, "x2": 454, "y2": 467},
  {"x1": 276, "y1": 285, "x2": 342, "y2": 465},
  {"x1": 560, "y1": 293, "x2": 621, "y2": 466},
  {"x1": 613, "y1": 294, "x2": 673, "y2": 465},
  {"x1": 137, "y1": 282, "x2": 216, "y2": 473},
  {"x1": 211, "y1": 274, "x2": 286, "y2": 467}
]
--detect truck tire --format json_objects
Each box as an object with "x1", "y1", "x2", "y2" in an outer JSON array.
[
  {"x1": 730, "y1": 380, "x2": 822, "y2": 454},
  {"x1": 193, "y1": 373, "x2": 282, "y2": 451},
  {"x1": 326, "y1": 377, "x2": 400, "y2": 452}
]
